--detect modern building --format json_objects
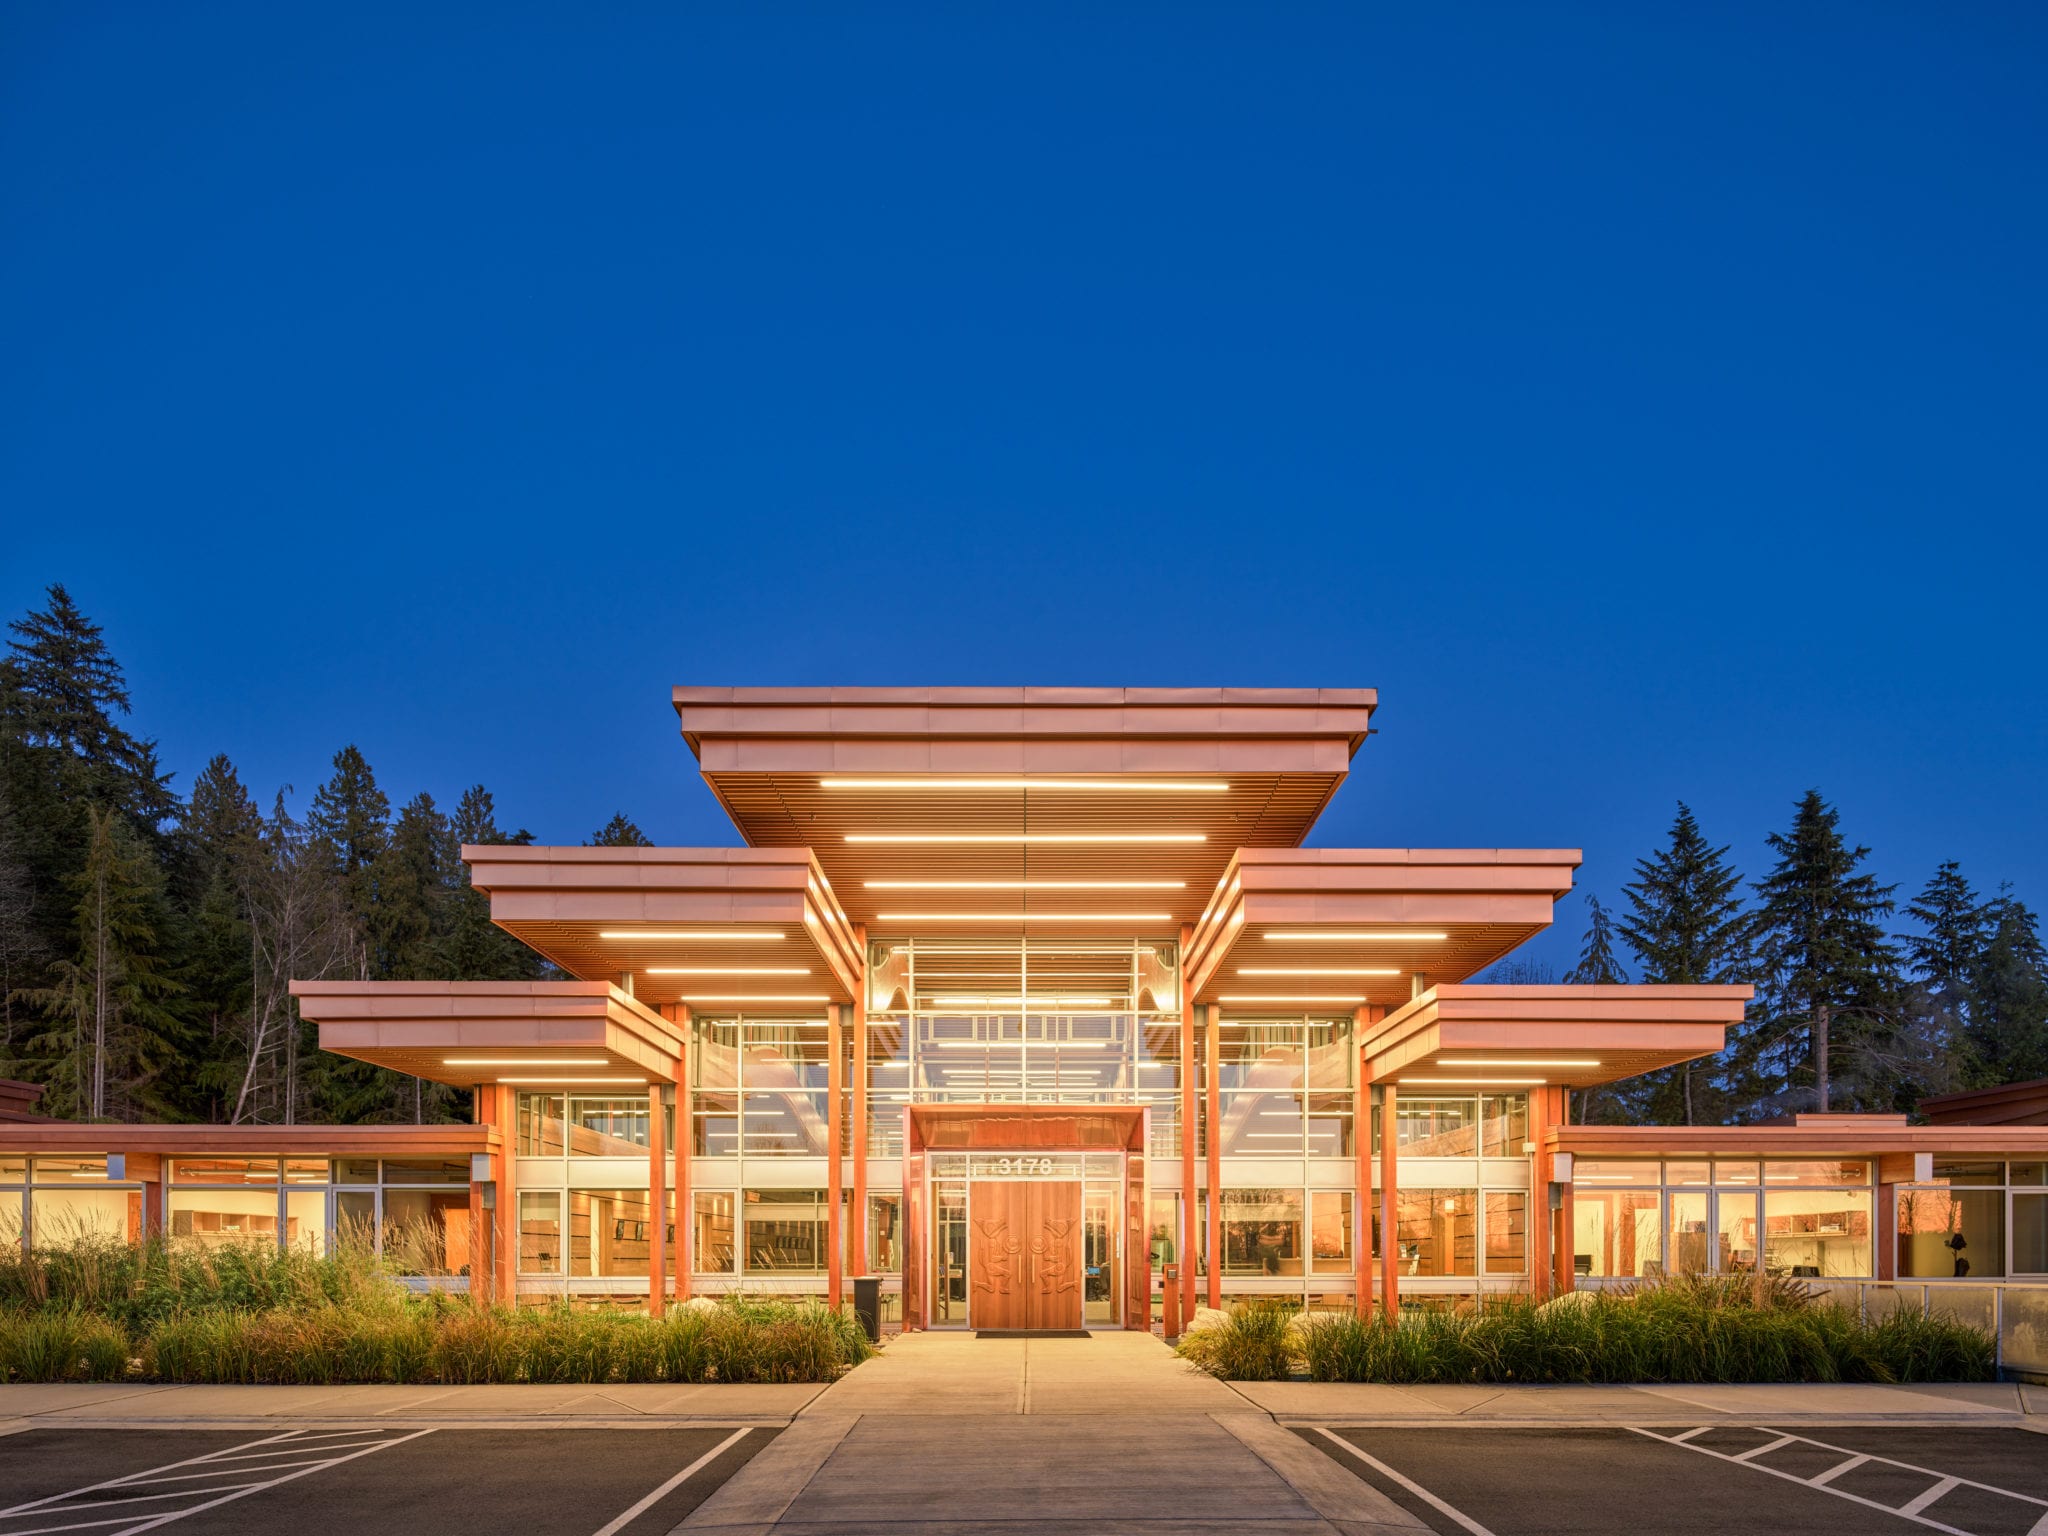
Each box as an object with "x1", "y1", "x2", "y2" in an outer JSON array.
[{"x1": 3, "y1": 687, "x2": 2045, "y2": 1361}]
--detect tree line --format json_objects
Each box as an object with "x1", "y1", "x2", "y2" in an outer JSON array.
[
  {"x1": 0, "y1": 586, "x2": 654, "y2": 1126},
  {"x1": 1534, "y1": 802, "x2": 2047, "y2": 1125}
]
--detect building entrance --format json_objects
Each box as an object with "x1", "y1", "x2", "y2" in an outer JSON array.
[{"x1": 970, "y1": 1179, "x2": 1083, "y2": 1329}]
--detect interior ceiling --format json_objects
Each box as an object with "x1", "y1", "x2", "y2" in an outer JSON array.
[{"x1": 701, "y1": 774, "x2": 1342, "y2": 933}]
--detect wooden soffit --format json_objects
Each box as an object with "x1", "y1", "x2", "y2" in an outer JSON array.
[
  {"x1": 291, "y1": 980, "x2": 684, "y2": 1088},
  {"x1": 1185, "y1": 849, "x2": 1582, "y2": 1009},
  {"x1": 672, "y1": 686, "x2": 1375, "y2": 933},
  {"x1": 464, "y1": 844, "x2": 862, "y2": 1007},
  {"x1": 905, "y1": 1103, "x2": 1148, "y2": 1153},
  {"x1": 1362, "y1": 983, "x2": 1751, "y2": 1090}
]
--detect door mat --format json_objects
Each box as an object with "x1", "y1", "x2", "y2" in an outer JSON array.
[{"x1": 975, "y1": 1329, "x2": 1091, "y2": 1338}]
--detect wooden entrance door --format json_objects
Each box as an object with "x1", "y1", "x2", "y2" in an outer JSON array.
[{"x1": 969, "y1": 1181, "x2": 1083, "y2": 1330}]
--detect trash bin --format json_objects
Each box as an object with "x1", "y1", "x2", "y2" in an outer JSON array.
[{"x1": 853, "y1": 1276, "x2": 882, "y2": 1342}]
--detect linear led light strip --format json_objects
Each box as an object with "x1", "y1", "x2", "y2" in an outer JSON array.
[
  {"x1": 645, "y1": 967, "x2": 812, "y2": 975},
  {"x1": 821, "y1": 778, "x2": 1228, "y2": 792},
  {"x1": 495, "y1": 1076, "x2": 650, "y2": 1085},
  {"x1": 1219, "y1": 994, "x2": 1367, "y2": 1004},
  {"x1": 865, "y1": 880, "x2": 1185, "y2": 890},
  {"x1": 882, "y1": 913, "x2": 1174, "y2": 923},
  {"x1": 1237, "y1": 967, "x2": 1401, "y2": 977},
  {"x1": 929, "y1": 1037, "x2": 1113, "y2": 1048},
  {"x1": 599, "y1": 931, "x2": 783, "y2": 941},
  {"x1": 1436, "y1": 1057, "x2": 1602, "y2": 1068},
  {"x1": 443, "y1": 1057, "x2": 612, "y2": 1067},
  {"x1": 678, "y1": 993, "x2": 832, "y2": 1002},
  {"x1": 848, "y1": 833, "x2": 1205, "y2": 844},
  {"x1": 1263, "y1": 931, "x2": 1448, "y2": 942},
  {"x1": 1398, "y1": 1075, "x2": 1547, "y2": 1085}
]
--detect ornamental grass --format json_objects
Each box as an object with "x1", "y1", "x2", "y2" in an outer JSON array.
[{"x1": 1178, "y1": 1277, "x2": 1997, "y2": 1385}]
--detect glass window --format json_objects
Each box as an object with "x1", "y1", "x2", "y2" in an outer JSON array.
[
  {"x1": 1484, "y1": 1191, "x2": 1527, "y2": 1275},
  {"x1": 1763, "y1": 1160, "x2": 1869, "y2": 1187},
  {"x1": 1664, "y1": 1161, "x2": 1711, "y2": 1187},
  {"x1": 284, "y1": 1190, "x2": 326, "y2": 1256},
  {"x1": 171, "y1": 1187, "x2": 278, "y2": 1245},
  {"x1": 0, "y1": 1190, "x2": 24, "y2": 1247},
  {"x1": 32, "y1": 1187, "x2": 134, "y2": 1245},
  {"x1": 1306, "y1": 1095, "x2": 1354, "y2": 1158},
  {"x1": 335, "y1": 1158, "x2": 379, "y2": 1184},
  {"x1": 32, "y1": 1156, "x2": 110, "y2": 1182},
  {"x1": 384, "y1": 1188, "x2": 472, "y2": 1276},
  {"x1": 1310, "y1": 1191, "x2": 1353, "y2": 1275},
  {"x1": 335, "y1": 1189, "x2": 377, "y2": 1247},
  {"x1": 1716, "y1": 1189, "x2": 1760, "y2": 1273},
  {"x1": 1481, "y1": 1095, "x2": 1528, "y2": 1156},
  {"x1": 381, "y1": 1159, "x2": 468, "y2": 1185},
  {"x1": 1217, "y1": 1024, "x2": 1305, "y2": 1091},
  {"x1": 694, "y1": 1191, "x2": 735, "y2": 1273},
  {"x1": 1668, "y1": 1191, "x2": 1711, "y2": 1273},
  {"x1": 519, "y1": 1190, "x2": 563, "y2": 1274},
  {"x1": 1763, "y1": 1189, "x2": 1871, "y2": 1277},
  {"x1": 1898, "y1": 1188, "x2": 2005, "y2": 1279},
  {"x1": 1393, "y1": 1189, "x2": 1476, "y2": 1277},
  {"x1": 1221, "y1": 1092, "x2": 1303, "y2": 1156},
  {"x1": 867, "y1": 1193, "x2": 901, "y2": 1273},
  {"x1": 1713, "y1": 1161, "x2": 1761, "y2": 1186},
  {"x1": 565, "y1": 1097, "x2": 651, "y2": 1155},
  {"x1": 1932, "y1": 1160, "x2": 2004, "y2": 1186},
  {"x1": 0, "y1": 1157, "x2": 26, "y2": 1183},
  {"x1": 2015, "y1": 1194, "x2": 2048, "y2": 1275},
  {"x1": 1394, "y1": 1099, "x2": 1477, "y2": 1156},
  {"x1": 740, "y1": 1090, "x2": 831, "y2": 1156},
  {"x1": 2010, "y1": 1163, "x2": 2045, "y2": 1187},
  {"x1": 1573, "y1": 1189, "x2": 1660, "y2": 1278},
  {"x1": 743, "y1": 1189, "x2": 828, "y2": 1274},
  {"x1": 1574, "y1": 1161, "x2": 1661, "y2": 1187},
  {"x1": 170, "y1": 1158, "x2": 279, "y2": 1184},
  {"x1": 1304, "y1": 1020, "x2": 1354, "y2": 1090},
  {"x1": 693, "y1": 1092, "x2": 740, "y2": 1155},
  {"x1": 567, "y1": 1189, "x2": 658, "y2": 1278},
  {"x1": 694, "y1": 1018, "x2": 740, "y2": 1091},
  {"x1": 518, "y1": 1093, "x2": 567, "y2": 1156},
  {"x1": 283, "y1": 1159, "x2": 331, "y2": 1185},
  {"x1": 1219, "y1": 1187, "x2": 1304, "y2": 1277}
]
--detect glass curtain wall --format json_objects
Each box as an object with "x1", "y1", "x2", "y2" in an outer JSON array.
[
  {"x1": 1573, "y1": 1160, "x2": 1873, "y2": 1278},
  {"x1": 1897, "y1": 1160, "x2": 2048, "y2": 1279}
]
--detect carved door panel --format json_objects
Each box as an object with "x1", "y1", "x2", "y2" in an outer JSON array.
[{"x1": 969, "y1": 1181, "x2": 1083, "y2": 1330}]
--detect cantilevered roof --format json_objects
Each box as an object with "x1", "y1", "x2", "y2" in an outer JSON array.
[
  {"x1": 1184, "y1": 849, "x2": 1582, "y2": 1009},
  {"x1": 672, "y1": 686, "x2": 1375, "y2": 934},
  {"x1": 292, "y1": 980, "x2": 683, "y2": 1088},
  {"x1": 464, "y1": 845, "x2": 862, "y2": 1008},
  {"x1": 1362, "y1": 984, "x2": 1751, "y2": 1090}
]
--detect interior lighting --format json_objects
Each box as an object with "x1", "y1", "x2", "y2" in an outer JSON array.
[
  {"x1": 677, "y1": 993, "x2": 832, "y2": 1003},
  {"x1": 1236, "y1": 967, "x2": 1400, "y2": 977},
  {"x1": 847, "y1": 833, "x2": 1205, "y2": 845},
  {"x1": 879, "y1": 913, "x2": 1173, "y2": 923},
  {"x1": 442, "y1": 1056, "x2": 611, "y2": 1067},
  {"x1": 495, "y1": 1076, "x2": 650, "y2": 1085},
  {"x1": 1264, "y1": 932, "x2": 1448, "y2": 943},
  {"x1": 599, "y1": 931, "x2": 783, "y2": 941},
  {"x1": 645, "y1": 967, "x2": 811, "y2": 975},
  {"x1": 822, "y1": 778, "x2": 1228, "y2": 792},
  {"x1": 865, "y1": 879, "x2": 1184, "y2": 890},
  {"x1": 1218, "y1": 994, "x2": 1367, "y2": 1004},
  {"x1": 1435, "y1": 1057, "x2": 1602, "y2": 1068},
  {"x1": 930, "y1": 1034, "x2": 1112, "y2": 1045},
  {"x1": 1397, "y1": 1075, "x2": 1546, "y2": 1086}
]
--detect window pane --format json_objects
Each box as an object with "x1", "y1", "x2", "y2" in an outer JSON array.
[
  {"x1": 742, "y1": 1090, "x2": 831, "y2": 1155},
  {"x1": 517, "y1": 1093, "x2": 566, "y2": 1156},
  {"x1": 867, "y1": 1193, "x2": 901, "y2": 1273},
  {"x1": 518, "y1": 1190, "x2": 562, "y2": 1274},
  {"x1": 1572, "y1": 1189, "x2": 1661, "y2": 1277},
  {"x1": 694, "y1": 1192, "x2": 735, "y2": 1273},
  {"x1": 1221, "y1": 1091, "x2": 1302, "y2": 1155},
  {"x1": 1394, "y1": 1099, "x2": 1477, "y2": 1156},
  {"x1": 1713, "y1": 1161, "x2": 1761, "y2": 1186},
  {"x1": 33, "y1": 1188, "x2": 135, "y2": 1245},
  {"x1": 284, "y1": 1190, "x2": 326, "y2": 1256},
  {"x1": 1898, "y1": 1188, "x2": 2005, "y2": 1279},
  {"x1": 1481, "y1": 1095, "x2": 1528, "y2": 1156},
  {"x1": 1304, "y1": 1020, "x2": 1353, "y2": 1090},
  {"x1": 0, "y1": 1157, "x2": 25, "y2": 1183},
  {"x1": 1763, "y1": 1189, "x2": 1871, "y2": 1277},
  {"x1": 335, "y1": 1158, "x2": 379, "y2": 1184},
  {"x1": 2011, "y1": 1163, "x2": 2046, "y2": 1187},
  {"x1": 283, "y1": 1159, "x2": 331, "y2": 1185},
  {"x1": 1306, "y1": 1095, "x2": 1354, "y2": 1158},
  {"x1": 693, "y1": 1092, "x2": 740, "y2": 1155},
  {"x1": 1484, "y1": 1191, "x2": 1527, "y2": 1275},
  {"x1": 1219, "y1": 1187, "x2": 1304, "y2": 1277},
  {"x1": 743, "y1": 1189, "x2": 828, "y2": 1274},
  {"x1": 1669, "y1": 1191, "x2": 1710, "y2": 1273},
  {"x1": 336, "y1": 1189, "x2": 377, "y2": 1248},
  {"x1": 694, "y1": 1019, "x2": 739, "y2": 1091},
  {"x1": 1575, "y1": 1161, "x2": 1661, "y2": 1187},
  {"x1": 384, "y1": 1188, "x2": 470, "y2": 1276},
  {"x1": 381, "y1": 1160, "x2": 468, "y2": 1185},
  {"x1": 1717, "y1": 1190, "x2": 1760, "y2": 1273},
  {"x1": 171, "y1": 1188, "x2": 277, "y2": 1246},
  {"x1": 1664, "y1": 1161, "x2": 1711, "y2": 1187},
  {"x1": 568, "y1": 1189, "x2": 657, "y2": 1278},
  {"x1": 32, "y1": 1156, "x2": 109, "y2": 1183},
  {"x1": 170, "y1": 1158, "x2": 279, "y2": 1184},
  {"x1": 1932, "y1": 1160, "x2": 2004, "y2": 1186},
  {"x1": 1393, "y1": 1189, "x2": 1476, "y2": 1277},
  {"x1": 566, "y1": 1098, "x2": 650, "y2": 1155},
  {"x1": 1763, "y1": 1161, "x2": 1869, "y2": 1187},
  {"x1": 2015, "y1": 1194, "x2": 2048, "y2": 1275},
  {"x1": 1310, "y1": 1190, "x2": 1353, "y2": 1274},
  {"x1": 1217, "y1": 1023, "x2": 1305, "y2": 1091}
]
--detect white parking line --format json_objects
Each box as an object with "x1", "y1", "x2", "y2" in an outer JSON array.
[
  {"x1": 0, "y1": 1427, "x2": 437, "y2": 1536},
  {"x1": 588, "y1": 1428, "x2": 751, "y2": 1536},
  {"x1": 1630, "y1": 1425, "x2": 2048, "y2": 1536},
  {"x1": 1312, "y1": 1429, "x2": 1497, "y2": 1536}
]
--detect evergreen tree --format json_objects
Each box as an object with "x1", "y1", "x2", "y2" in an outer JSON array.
[
  {"x1": 1566, "y1": 893, "x2": 1628, "y2": 1124},
  {"x1": 1965, "y1": 889, "x2": 2048, "y2": 1084},
  {"x1": 306, "y1": 746, "x2": 390, "y2": 973},
  {"x1": 445, "y1": 786, "x2": 545, "y2": 982},
  {"x1": 588, "y1": 813, "x2": 653, "y2": 847},
  {"x1": 173, "y1": 756, "x2": 263, "y2": 1118},
  {"x1": 12, "y1": 806, "x2": 184, "y2": 1119},
  {"x1": 1743, "y1": 791, "x2": 1901, "y2": 1114},
  {"x1": 1905, "y1": 862, "x2": 1989, "y2": 1018},
  {"x1": 1618, "y1": 803, "x2": 1748, "y2": 1124},
  {"x1": 374, "y1": 792, "x2": 458, "y2": 981},
  {"x1": 0, "y1": 782, "x2": 48, "y2": 1053}
]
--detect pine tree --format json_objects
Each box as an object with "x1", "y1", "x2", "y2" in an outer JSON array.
[
  {"x1": 12, "y1": 806, "x2": 184, "y2": 1119},
  {"x1": 1965, "y1": 889, "x2": 2048, "y2": 1084},
  {"x1": 1, "y1": 584, "x2": 177, "y2": 836},
  {"x1": 374, "y1": 792, "x2": 458, "y2": 981},
  {"x1": 173, "y1": 756, "x2": 263, "y2": 1118},
  {"x1": 306, "y1": 746, "x2": 390, "y2": 973},
  {"x1": 1744, "y1": 791, "x2": 1901, "y2": 1114},
  {"x1": 1906, "y1": 862, "x2": 1989, "y2": 1017},
  {"x1": 1618, "y1": 803, "x2": 1748, "y2": 1124},
  {"x1": 1566, "y1": 893, "x2": 1627, "y2": 1124},
  {"x1": 445, "y1": 786, "x2": 545, "y2": 982},
  {"x1": 0, "y1": 782, "x2": 48, "y2": 1053},
  {"x1": 588, "y1": 813, "x2": 653, "y2": 847}
]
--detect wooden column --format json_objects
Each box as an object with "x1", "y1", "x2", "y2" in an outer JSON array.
[
  {"x1": 902, "y1": 1111, "x2": 924, "y2": 1331},
  {"x1": 1178, "y1": 939, "x2": 1197, "y2": 1325},
  {"x1": 1528, "y1": 1085, "x2": 1555, "y2": 1301},
  {"x1": 828, "y1": 1002, "x2": 845, "y2": 1308},
  {"x1": 647, "y1": 1082, "x2": 667, "y2": 1315},
  {"x1": 1205, "y1": 1002, "x2": 1222, "y2": 1310},
  {"x1": 1551, "y1": 1086, "x2": 1574, "y2": 1296},
  {"x1": 1125, "y1": 1138, "x2": 1149, "y2": 1330},
  {"x1": 491, "y1": 1083, "x2": 517, "y2": 1307},
  {"x1": 1379, "y1": 1079, "x2": 1398, "y2": 1317},
  {"x1": 1354, "y1": 1005, "x2": 1378, "y2": 1317},
  {"x1": 466, "y1": 1095, "x2": 488, "y2": 1304},
  {"x1": 670, "y1": 1004, "x2": 692, "y2": 1300},
  {"x1": 850, "y1": 924, "x2": 868, "y2": 1280},
  {"x1": 1876, "y1": 1182, "x2": 1898, "y2": 1281}
]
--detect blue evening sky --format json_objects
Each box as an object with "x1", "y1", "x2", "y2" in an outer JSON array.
[{"x1": 3, "y1": 4, "x2": 2043, "y2": 974}]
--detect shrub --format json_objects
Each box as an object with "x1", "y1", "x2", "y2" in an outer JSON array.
[
  {"x1": 1176, "y1": 1301, "x2": 1297, "y2": 1381},
  {"x1": 0, "y1": 1310, "x2": 133, "y2": 1382}
]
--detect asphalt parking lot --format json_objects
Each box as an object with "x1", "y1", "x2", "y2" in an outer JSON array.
[
  {"x1": 0, "y1": 1426, "x2": 775, "y2": 1536},
  {"x1": 1307, "y1": 1423, "x2": 2048, "y2": 1536}
]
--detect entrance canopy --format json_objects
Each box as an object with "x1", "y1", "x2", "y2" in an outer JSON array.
[{"x1": 906, "y1": 1104, "x2": 1147, "y2": 1153}]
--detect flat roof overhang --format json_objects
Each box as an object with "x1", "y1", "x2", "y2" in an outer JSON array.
[
  {"x1": 1184, "y1": 849, "x2": 1583, "y2": 1009},
  {"x1": 465, "y1": 844, "x2": 863, "y2": 1008},
  {"x1": 0, "y1": 1124, "x2": 495, "y2": 1158},
  {"x1": 1362, "y1": 983, "x2": 1752, "y2": 1090},
  {"x1": 1552, "y1": 1120, "x2": 2048, "y2": 1182},
  {"x1": 290, "y1": 980, "x2": 683, "y2": 1089},
  {"x1": 1917, "y1": 1077, "x2": 2048, "y2": 1128},
  {"x1": 672, "y1": 686, "x2": 1375, "y2": 933}
]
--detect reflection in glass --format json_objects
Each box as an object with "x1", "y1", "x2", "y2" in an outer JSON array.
[
  {"x1": 2016, "y1": 1194, "x2": 2048, "y2": 1275},
  {"x1": 1668, "y1": 1191, "x2": 1710, "y2": 1272},
  {"x1": 1310, "y1": 1190, "x2": 1353, "y2": 1274},
  {"x1": 1573, "y1": 1189, "x2": 1660, "y2": 1277},
  {"x1": 1716, "y1": 1189, "x2": 1760, "y2": 1272},
  {"x1": 1394, "y1": 1099, "x2": 1477, "y2": 1156},
  {"x1": 744, "y1": 1189, "x2": 829, "y2": 1274},
  {"x1": 519, "y1": 1190, "x2": 562, "y2": 1274},
  {"x1": 694, "y1": 1192, "x2": 735, "y2": 1273},
  {"x1": 1898, "y1": 1188, "x2": 2004, "y2": 1279},
  {"x1": 1220, "y1": 1187, "x2": 1304, "y2": 1276},
  {"x1": 1483, "y1": 1191, "x2": 1526, "y2": 1275},
  {"x1": 1394, "y1": 1189, "x2": 1476, "y2": 1277}
]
